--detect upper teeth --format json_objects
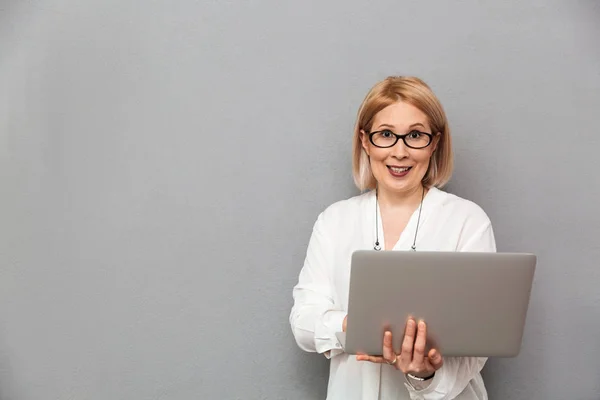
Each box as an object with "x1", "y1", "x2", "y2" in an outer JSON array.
[{"x1": 391, "y1": 167, "x2": 409, "y2": 172}]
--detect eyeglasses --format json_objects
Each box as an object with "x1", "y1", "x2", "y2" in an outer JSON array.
[{"x1": 368, "y1": 129, "x2": 435, "y2": 149}]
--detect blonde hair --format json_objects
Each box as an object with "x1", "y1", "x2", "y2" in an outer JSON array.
[{"x1": 352, "y1": 76, "x2": 453, "y2": 191}]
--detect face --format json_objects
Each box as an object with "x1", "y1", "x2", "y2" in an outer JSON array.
[{"x1": 361, "y1": 101, "x2": 439, "y2": 195}]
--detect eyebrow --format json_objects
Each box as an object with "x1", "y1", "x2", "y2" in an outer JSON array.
[{"x1": 376, "y1": 123, "x2": 427, "y2": 130}]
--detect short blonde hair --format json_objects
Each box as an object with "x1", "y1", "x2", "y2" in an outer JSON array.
[{"x1": 352, "y1": 76, "x2": 453, "y2": 191}]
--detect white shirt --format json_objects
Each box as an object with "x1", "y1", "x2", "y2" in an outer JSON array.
[{"x1": 289, "y1": 187, "x2": 496, "y2": 400}]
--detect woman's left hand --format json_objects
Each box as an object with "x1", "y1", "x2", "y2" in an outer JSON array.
[{"x1": 356, "y1": 317, "x2": 443, "y2": 378}]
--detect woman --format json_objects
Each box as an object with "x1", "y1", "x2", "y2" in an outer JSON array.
[{"x1": 289, "y1": 76, "x2": 496, "y2": 400}]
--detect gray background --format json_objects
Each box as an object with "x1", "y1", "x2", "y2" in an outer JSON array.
[{"x1": 1, "y1": 0, "x2": 599, "y2": 399}]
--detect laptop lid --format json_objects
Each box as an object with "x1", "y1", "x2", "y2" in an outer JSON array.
[{"x1": 341, "y1": 250, "x2": 536, "y2": 357}]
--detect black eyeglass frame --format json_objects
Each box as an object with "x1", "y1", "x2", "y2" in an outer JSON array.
[{"x1": 367, "y1": 130, "x2": 436, "y2": 149}]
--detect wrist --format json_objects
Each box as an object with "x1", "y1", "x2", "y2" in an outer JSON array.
[{"x1": 406, "y1": 372, "x2": 435, "y2": 381}]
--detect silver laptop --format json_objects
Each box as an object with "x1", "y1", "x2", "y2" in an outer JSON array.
[{"x1": 335, "y1": 250, "x2": 536, "y2": 357}]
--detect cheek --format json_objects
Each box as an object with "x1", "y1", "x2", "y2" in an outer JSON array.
[
  {"x1": 369, "y1": 148, "x2": 389, "y2": 163},
  {"x1": 412, "y1": 152, "x2": 431, "y2": 170},
  {"x1": 414, "y1": 150, "x2": 434, "y2": 167}
]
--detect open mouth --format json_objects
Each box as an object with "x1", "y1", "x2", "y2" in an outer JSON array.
[
  {"x1": 387, "y1": 165, "x2": 412, "y2": 177},
  {"x1": 388, "y1": 166, "x2": 411, "y2": 173}
]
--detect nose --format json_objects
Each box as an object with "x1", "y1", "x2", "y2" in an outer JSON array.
[{"x1": 391, "y1": 138, "x2": 410, "y2": 159}]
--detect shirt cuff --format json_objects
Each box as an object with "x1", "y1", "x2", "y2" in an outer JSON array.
[
  {"x1": 314, "y1": 310, "x2": 346, "y2": 357},
  {"x1": 403, "y1": 366, "x2": 445, "y2": 398}
]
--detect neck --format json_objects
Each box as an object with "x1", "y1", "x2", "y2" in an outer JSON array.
[{"x1": 376, "y1": 184, "x2": 426, "y2": 210}]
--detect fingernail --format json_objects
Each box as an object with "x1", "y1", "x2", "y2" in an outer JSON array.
[{"x1": 418, "y1": 320, "x2": 425, "y2": 328}]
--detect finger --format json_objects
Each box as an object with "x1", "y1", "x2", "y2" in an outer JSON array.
[
  {"x1": 382, "y1": 331, "x2": 397, "y2": 364},
  {"x1": 412, "y1": 320, "x2": 427, "y2": 365},
  {"x1": 400, "y1": 317, "x2": 416, "y2": 363},
  {"x1": 428, "y1": 348, "x2": 444, "y2": 370},
  {"x1": 356, "y1": 354, "x2": 385, "y2": 363}
]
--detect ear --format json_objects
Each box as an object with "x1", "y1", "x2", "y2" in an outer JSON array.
[
  {"x1": 431, "y1": 132, "x2": 441, "y2": 152},
  {"x1": 360, "y1": 129, "x2": 370, "y2": 156}
]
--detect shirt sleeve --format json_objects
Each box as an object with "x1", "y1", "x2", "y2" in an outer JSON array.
[
  {"x1": 405, "y1": 211, "x2": 497, "y2": 399},
  {"x1": 289, "y1": 212, "x2": 345, "y2": 358}
]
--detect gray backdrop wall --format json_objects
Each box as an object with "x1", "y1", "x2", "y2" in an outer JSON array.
[{"x1": 1, "y1": 1, "x2": 599, "y2": 399}]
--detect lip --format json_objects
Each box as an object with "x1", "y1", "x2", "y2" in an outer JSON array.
[{"x1": 387, "y1": 165, "x2": 412, "y2": 178}]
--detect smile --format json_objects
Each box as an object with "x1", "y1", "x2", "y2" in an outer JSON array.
[
  {"x1": 388, "y1": 166, "x2": 412, "y2": 173},
  {"x1": 387, "y1": 165, "x2": 412, "y2": 177}
]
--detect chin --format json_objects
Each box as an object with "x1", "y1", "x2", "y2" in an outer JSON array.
[
  {"x1": 380, "y1": 179, "x2": 415, "y2": 193},
  {"x1": 378, "y1": 174, "x2": 424, "y2": 193}
]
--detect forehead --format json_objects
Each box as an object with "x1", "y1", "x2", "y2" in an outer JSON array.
[{"x1": 371, "y1": 101, "x2": 430, "y2": 130}]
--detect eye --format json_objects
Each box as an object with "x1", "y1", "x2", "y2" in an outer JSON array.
[
  {"x1": 407, "y1": 130, "x2": 423, "y2": 139},
  {"x1": 381, "y1": 130, "x2": 394, "y2": 138}
]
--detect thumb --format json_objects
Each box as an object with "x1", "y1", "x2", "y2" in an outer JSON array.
[{"x1": 428, "y1": 349, "x2": 444, "y2": 370}]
